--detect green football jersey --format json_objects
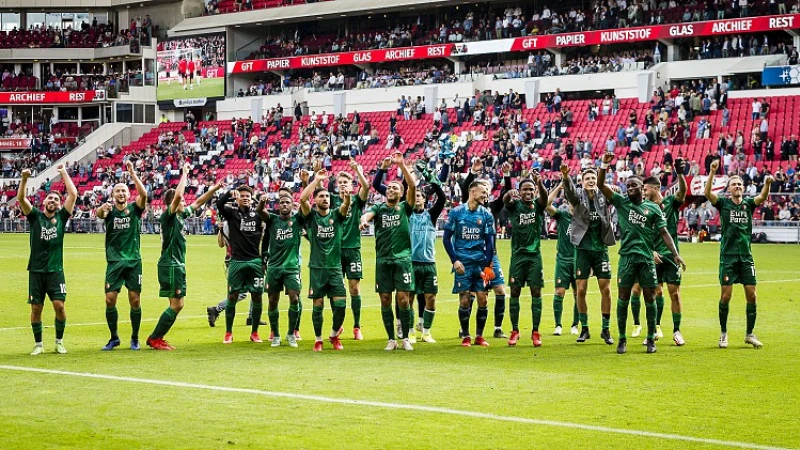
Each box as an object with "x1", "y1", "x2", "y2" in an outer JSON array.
[
  {"x1": 611, "y1": 193, "x2": 666, "y2": 259},
  {"x1": 370, "y1": 201, "x2": 413, "y2": 261},
  {"x1": 104, "y1": 202, "x2": 144, "y2": 262},
  {"x1": 306, "y1": 209, "x2": 345, "y2": 269},
  {"x1": 26, "y1": 207, "x2": 71, "y2": 273},
  {"x1": 158, "y1": 206, "x2": 193, "y2": 267},
  {"x1": 715, "y1": 196, "x2": 756, "y2": 260},
  {"x1": 507, "y1": 200, "x2": 545, "y2": 255},
  {"x1": 333, "y1": 194, "x2": 365, "y2": 249},
  {"x1": 552, "y1": 210, "x2": 575, "y2": 262},
  {"x1": 578, "y1": 198, "x2": 605, "y2": 251},
  {"x1": 654, "y1": 195, "x2": 682, "y2": 256},
  {"x1": 265, "y1": 212, "x2": 303, "y2": 268}
]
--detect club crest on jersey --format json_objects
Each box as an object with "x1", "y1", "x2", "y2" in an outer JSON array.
[
  {"x1": 329, "y1": 219, "x2": 334, "y2": 225},
  {"x1": 176, "y1": 289, "x2": 182, "y2": 295},
  {"x1": 577, "y1": 269, "x2": 581, "y2": 276},
  {"x1": 250, "y1": 211, "x2": 256, "y2": 217},
  {"x1": 395, "y1": 205, "x2": 400, "y2": 211},
  {"x1": 477, "y1": 219, "x2": 482, "y2": 225},
  {"x1": 51, "y1": 218, "x2": 56, "y2": 224},
  {"x1": 288, "y1": 221, "x2": 293, "y2": 227}
]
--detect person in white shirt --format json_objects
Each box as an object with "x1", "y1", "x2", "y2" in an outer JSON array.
[{"x1": 752, "y1": 99, "x2": 762, "y2": 120}]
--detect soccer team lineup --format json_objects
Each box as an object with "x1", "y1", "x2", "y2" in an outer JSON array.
[{"x1": 15, "y1": 151, "x2": 771, "y2": 356}]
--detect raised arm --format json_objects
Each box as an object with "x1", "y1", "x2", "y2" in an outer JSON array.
[
  {"x1": 171, "y1": 163, "x2": 189, "y2": 214},
  {"x1": 754, "y1": 174, "x2": 773, "y2": 206},
  {"x1": 126, "y1": 160, "x2": 147, "y2": 210},
  {"x1": 597, "y1": 153, "x2": 615, "y2": 201},
  {"x1": 95, "y1": 201, "x2": 113, "y2": 220},
  {"x1": 503, "y1": 188, "x2": 518, "y2": 208},
  {"x1": 338, "y1": 188, "x2": 352, "y2": 217},
  {"x1": 461, "y1": 158, "x2": 482, "y2": 203},
  {"x1": 394, "y1": 152, "x2": 416, "y2": 205},
  {"x1": 217, "y1": 227, "x2": 226, "y2": 248},
  {"x1": 705, "y1": 159, "x2": 720, "y2": 205},
  {"x1": 191, "y1": 180, "x2": 224, "y2": 209},
  {"x1": 560, "y1": 164, "x2": 579, "y2": 206},
  {"x1": 16, "y1": 169, "x2": 32, "y2": 216},
  {"x1": 372, "y1": 157, "x2": 390, "y2": 196},
  {"x1": 532, "y1": 171, "x2": 548, "y2": 209},
  {"x1": 674, "y1": 158, "x2": 688, "y2": 203},
  {"x1": 659, "y1": 226, "x2": 686, "y2": 271},
  {"x1": 350, "y1": 158, "x2": 370, "y2": 201},
  {"x1": 59, "y1": 164, "x2": 77, "y2": 214},
  {"x1": 256, "y1": 195, "x2": 268, "y2": 221},
  {"x1": 428, "y1": 182, "x2": 446, "y2": 225},
  {"x1": 359, "y1": 210, "x2": 375, "y2": 230},
  {"x1": 546, "y1": 183, "x2": 563, "y2": 215},
  {"x1": 300, "y1": 169, "x2": 328, "y2": 216}
]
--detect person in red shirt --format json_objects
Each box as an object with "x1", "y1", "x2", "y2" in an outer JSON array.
[
  {"x1": 195, "y1": 57, "x2": 202, "y2": 86},
  {"x1": 177, "y1": 57, "x2": 187, "y2": 90},
  {"x1": 187, "y1": 59, "x2": 195, "y2": 90}
]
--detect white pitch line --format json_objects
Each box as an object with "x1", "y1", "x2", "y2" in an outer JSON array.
[
  {"x1": 0, "y1": 365, "x2": 792, "y2": 450},
  {"x1": 1, "y1": 278, "x2": 797, "y2": 332}
]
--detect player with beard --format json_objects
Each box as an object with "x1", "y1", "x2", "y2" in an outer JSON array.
[
  {"x1": 503, "y1": 172, "x2": 548, "y2": 346},
  {"x1": 561, "y1": 165, "x2": 615, "y2": 345},
  {"x1": 460, "y1": 158, "x2": 512, "y2": 339},
  {"x1": 444, "y1": 181, "x2": 497, "y2": 347},
  {"x1": 360, "y1": 152, "x2": 417, "y2": 351},
  {"x1": 18, "y1": 165, "x2": 77, "y2": 355},
  {"x1": 331, "y1": 159, "x2": 370, "y2": 340},
  {"x1": 300, "y1": 169, "x2": 351, "y2": 352},
  {"x1": 545, "y1": 183, "x2": 580, "y2": 336},
  {"x1": 629, "y1": 159, "x2": 688, "y2": 346},
  {"x1": 96, "y1": 160, "x2": 147, "y2": 351},
  {"x1": 257, "y1": 193, "x2": 303, "y2": 348},
  {"x1": 598, "y1": 153, "x2": 686, "y2": 354},
  {"x1": 705, "y1": 159, "x2": 772, "y2": 349},
  {"x1": 217, "y1": 185, "x2": 266, "y2": 344},
  {"x1": 147, "y1": 164, "x2": 223, "y2": 350}
]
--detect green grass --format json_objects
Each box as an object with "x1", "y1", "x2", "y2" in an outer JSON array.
[
  {"x1": 157, "y1": 77, "x2": 224, "y2": 101},
  {"x1": 0, "y1": 234, "x2": 798, "y2": 449}
]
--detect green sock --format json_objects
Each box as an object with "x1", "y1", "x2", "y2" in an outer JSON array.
[
  {"x1": 106, "y1": 306, "x2": 119, "y2": 339},
  {"x1": 288, "y1": 303, "x2": 299, "y2": 335},
  {"x1": 579, "y1": 312, "x2": 588, "y2": 328},
  {"x1": 630, "y1": 295, "x2": 641, "y2": 325},
  {"x1": 672, "y1": 312, "x2": 682, "y2": 332},
  {"x1": 746, "y1": 303, "x2": 757, "y2": 334},
  {"x1": 332, "y1": 299, "x2": 346, "y2": 335},
  {"x1": 400, "y1": 306, "x2": 412, "y2": 340},
  {"x1": 268, "y1": 307, "x2": 279, "y2": 336},
  {"x1": 509, "y1": 297, "x2": 521, "y2": 332},
  {"x1": 553, "y1": 295, "x2": 564, "y2": 327},
  {"x1": 32, "y1": 322, "x2": 43, "y2": 343},
  {"x1": 312, "y1": 305, "x2": 324, "y2": 338},
  {"x1": 601, "y1": 314, "x2": 610, "y2": 331},
  {"x1": 150, "y1": 307, "x2": 177, "y2": 339},
  {"x1": 531, "y1": 297, "x2": 542, "y2": 332},
  {"x1": 719, "y1": 301, "x2": 729, "y2": 333},
  {"x1": 616, "y1": 298, "x2": 630, "y2": 340},
  {"x1": 351, "y1": 295, "x2": 362, "y2": 329},
  {"x1": 655, "y1": 295, "x2": 665, "y2": 326},
  {"x1": 130, "y1": 307, "x2": 141, "y2": 340},
  {"x1": 250, "y1": 301, "x2": 263, "y2": 333},
  {"x1": 645, "y1": 301, "x2": 657, "y2": 340},
  {"x1": 423, "y1": 309, "x2": 435, "y2": 330},
  {"x1": 296, "y1": 299, "x2": 302, "y2": 332},
  {"x1": 55, "y1": 318, "x2": 66, "y2": 340},
  {"x1": 571, "y1": 299, "x2": 579, "y2": 327},
  {"x1": 381, "y1": 306, "x2": 395, "y2": 339},
  {"x1": 225, "y1": 299, "x2": 236, "y2": 333}
]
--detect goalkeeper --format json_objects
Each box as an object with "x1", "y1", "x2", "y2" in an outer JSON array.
[{"x1": 443, "y1": 181, "x2": 497, "y2": 348}]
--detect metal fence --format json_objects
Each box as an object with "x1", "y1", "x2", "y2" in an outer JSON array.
[{"x1": 0, "y1": 218, "x2": 215, "y2": 235}]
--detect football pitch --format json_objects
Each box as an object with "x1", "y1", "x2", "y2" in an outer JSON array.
[
  {"x1": 0, "y1": 233, "x2": 798, "y2": 449},
  {"x1": 157, "y1": 77, "x2": 224, "y2": 101}
]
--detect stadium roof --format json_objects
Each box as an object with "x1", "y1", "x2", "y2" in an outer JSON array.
[{"x1": 169, "y1": 0, "x2": 495, "y2": 35}]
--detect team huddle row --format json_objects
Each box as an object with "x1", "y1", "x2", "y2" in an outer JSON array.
[{"x1": 17, "y1": 152, "x2": 770, "y2": 355}]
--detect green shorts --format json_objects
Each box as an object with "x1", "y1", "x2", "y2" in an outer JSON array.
[
  {"x1": 28, "y1": 271, "x2": 66, "y2": 304},
  {"x1": 266, "y1": 266, "x2": 302, "y2": 294},
  {"x1": 413, "y1": 263, "x2": 439, "y2": 295},
  {"x1": 656, "y1": 255, "x2": 682, "y2": 286},
  {"x1": 105, "y1": 260, "x2": 143, "y2": 293},
  {"x1": 308, "y1": 268, "x2": 347, "y2": 299},
  {"x1": 509, "y1": 253, "x2": 544, "y2": 289},
  {"x1": 158, "y1": 265, "x2": 187, "y2": 298},
  {"x1": 617, "y1": 254, "x2": 658, "y2": 289},
  {"x1": 375, "y1": 258, "x2": 414, "y2": 293},
  {"x1": 719, "y1": 257, "x2": 757, "y2": 286},
  {"x1": 575, "y1": 248, "x2": 612, "y2": 280},
  {"x1": 554, "y1": 259, "x2": 576, "y2": 290},
  {"x1": 341, "y1": 248, "x2": 363, "y2": 280},
  {"x1": 228, "y1": 258, "x2": 265, "y2": 294}
]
